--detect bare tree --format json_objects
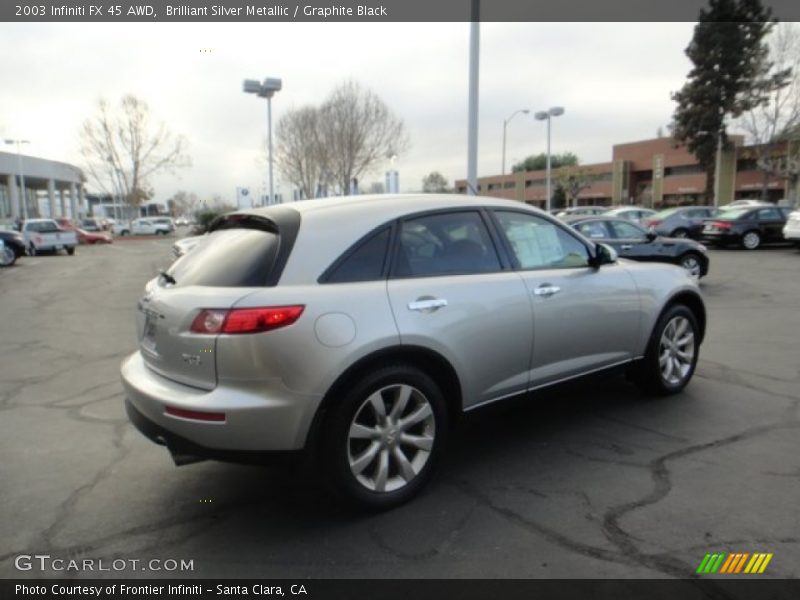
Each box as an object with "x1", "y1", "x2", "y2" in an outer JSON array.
[
  {"x1": 319, "y1": 81, "x2": 409, "y2": 195},
  {"x1": 274, "y1": 106, "x2": 330, "y2": 200},
  {"x1": 556, "y1": 165, "x2": 595, "y2": 208},
  {"x1": 167, "y1": 190, "x2": 200, "y2": 217},
  {"x1": 80, "y1": 95, "x2": 191, "y2": 208},
  {"x1": 737, "y1": 23, "x2": 800, "y2": 200}
]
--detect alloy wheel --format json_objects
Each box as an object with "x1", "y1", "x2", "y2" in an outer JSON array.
[
  {"x1": 347, "y1": 384, "x2": 435, "y2": 493},
  {"x1": 742, "y1": 231, "x2": 760, "y2": 250},
  {"x1": 0, "y1": 245, "x2": 15, "y2": 266},
  {"x1": 680, "y1": 255, "x2": 701, "y2": 279},
  {"x1": 658, "y1": 316, "x2": 696, "y2": 386}
]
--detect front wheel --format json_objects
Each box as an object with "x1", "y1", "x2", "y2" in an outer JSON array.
[
  {"x1": 320, "y1": 365, "x2": 448, "y2": 509},
  {"x1": 633, "y1": 305, "x2": 699, "y2": 396},
  {"x1": 0, "y1": 245, "x2": 16, "y2": 267},
  {"x1": 679, "y1": 252, "x2": 703, "y2": 280},
  {"x1": 741, "y1": 230, "x2": 761, "y2": 250}
]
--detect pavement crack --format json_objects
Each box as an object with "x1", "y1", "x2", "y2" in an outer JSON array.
[{"x1": 601, "y1": 418, "x2": 800, "y2": 578}]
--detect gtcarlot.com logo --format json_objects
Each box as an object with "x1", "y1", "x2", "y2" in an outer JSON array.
[{"x1": 696, "y1": 552, "x2": 773, "y2": 575}]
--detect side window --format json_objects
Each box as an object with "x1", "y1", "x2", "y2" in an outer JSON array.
[
  {"x1": 609, "y1": 220, "x2": 647, "y2": 240},
  {"x1": 757, "y1": 208, "x2": 779, "y2": 220},
  {"x1": 574, "y1": 221, "x2": 610, "y2": 239},
  {"x1": 394, "y1": 212, "x2": 501, "y2": 277},
  {"x1": 494, "y1": 210, "x2": 590, "y2": 270},
  {"x1": 324, "y1": 228, "x2": 391, "y2": 283}
]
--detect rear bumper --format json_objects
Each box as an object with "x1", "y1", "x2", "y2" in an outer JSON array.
[
  {"x1": 121, "y1": 351, "x2": 323, "y2": 453},
  {"x1": 702, "y1": 231, "x2": 740, "y2": 245}
]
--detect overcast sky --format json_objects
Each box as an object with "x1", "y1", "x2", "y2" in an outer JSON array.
[{"x1": 0, "y1": 22, "x2": 700, "y2": 203}]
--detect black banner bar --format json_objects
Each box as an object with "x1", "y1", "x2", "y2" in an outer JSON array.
[
  {"x1": 3, "y1": 579, "x2": 800, "y2": 600},
  {"x1": 3, "y1": 0, "x2": 800, "y2": 22}
]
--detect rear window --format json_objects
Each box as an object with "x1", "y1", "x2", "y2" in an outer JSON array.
[{"x1": 165, "y1": 228, "x2": 279, "y2": 287}]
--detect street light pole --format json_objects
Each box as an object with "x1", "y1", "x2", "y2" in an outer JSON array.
[
  {"x1": 244, "y1": 77, "x2": 282, "y2": 204},
  {"x1": 4, "y1": 139, "x2": 30, "y2": 220},
  {"x1": 502, "y1": 109, "x2": 529, "y2": 177},
  {"x1": 713, "y1": 125, "x2": 723, "y2": 208},
  {"x1": 535, "y1": 107, "x2": 564, "y2": 212}
]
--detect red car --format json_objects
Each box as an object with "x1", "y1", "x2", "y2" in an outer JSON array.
[{"x1": 76, "y1": 228, "x2": 113, "y2": 244}]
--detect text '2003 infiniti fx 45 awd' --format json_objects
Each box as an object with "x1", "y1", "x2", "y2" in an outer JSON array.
[{"x1": 121, "y1": 194, "x2": 705, "y2": 509}]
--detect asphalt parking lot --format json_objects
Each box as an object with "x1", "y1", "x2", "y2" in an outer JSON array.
[{"x1": 1, "y1": 239, "x2": 798, "y2": 579}]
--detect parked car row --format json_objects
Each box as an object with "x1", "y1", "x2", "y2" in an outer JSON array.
[{"x1": 557, "y1": 202, "x2": 799, "y2": 251}]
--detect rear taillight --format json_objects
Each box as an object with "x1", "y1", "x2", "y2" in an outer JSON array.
[
  {"x1": 644, "y1": 219, "x2": 661, "y2": 228},
  {"x1": 713, "y1": 221, "x2": 733, "y2": 230},
  {"x1": 190, "y1": 305, "x2": 304, "y2": 335}
]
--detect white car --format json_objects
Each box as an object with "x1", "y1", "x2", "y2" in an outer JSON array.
[
  {"x1": 783, "y1": 210, "x2": 800, "y2": 246},
  {"x1": 131, "y1": 218, "x2": 172, "y2": 236},
  {"x1": 603, "y1": 207, "x2": 658, "y2": 223},
  {"x1": 22, "y1": 219, "x2": 79, "y2": 255}
]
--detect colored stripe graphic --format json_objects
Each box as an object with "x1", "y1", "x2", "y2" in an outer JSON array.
[{"x1": 699, "y1": 552, "x2": 773, "y2": 575}]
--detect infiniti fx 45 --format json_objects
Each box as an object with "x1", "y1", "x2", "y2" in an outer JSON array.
[{"x1": 121, "y1": 195, "x2": 706, "y2": 508}]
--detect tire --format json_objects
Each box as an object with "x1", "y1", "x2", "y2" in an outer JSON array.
[
  {"x1": 319, "y1": 364, "x2": 448, "y2": 509},
  {"x1": 27, "y1": 243, "x2": 37, "y2": 257},
  {"x1": 679, "y1": 252, "x2": 703, "y2": 280},
  {"x1": 741, "y1": 230, "x2": 761, "y2": 250},
  {"x1": 0, "y1": 245, "x2": 16, "y2": 267},
  {"x1": 671, "y1": 228, "x2": 689, "y2": 239},
  {"x1": 633, "y1": 304, "x2": 700, "y2": 396},
  {"x1": 66, "y1": 246, "x2": 75, "y2": 256}
]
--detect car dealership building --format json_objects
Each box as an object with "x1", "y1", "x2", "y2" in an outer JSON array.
[
  {"x1": 456, "y1": 136, "x2": 797, "y2": 208},
  {"x1": 0, "y1": 151, "x2": 86, "y2": 223}
]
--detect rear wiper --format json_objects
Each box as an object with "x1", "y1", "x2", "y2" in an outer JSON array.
[{"x1": 159, "y1": 270, "x2": 177, "y2": 285}]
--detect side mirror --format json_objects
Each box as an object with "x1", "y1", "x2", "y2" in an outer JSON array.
[
  {"x1": 646, "y1": 231, "x2": 657, "y2": 242},
  {"x1": 590, "y1": 243, "x2": 618, "y2": 268}
]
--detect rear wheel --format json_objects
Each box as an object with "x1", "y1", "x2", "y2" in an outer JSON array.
[
  {"x1": 0, "y1": 245, "x2": 16, "y2": 267},
  {"x1": 66, "y1": 246, "x2": 76, "y2": 256},
  {"x1": 320, "y1": 364, "x2": 448, "y2": 509},
  {"x1": 27, "y1": 243, "x2": 37, "y2": 257},
  {"x1": 633, "y1": 304, "x2": 699, "y2": 396},
  {"x1": 741, "y1": 230, "x2": 761, "y2": 250},
  {"x1": 671, "y1": 228, "x2": 689, "y2": 238}
]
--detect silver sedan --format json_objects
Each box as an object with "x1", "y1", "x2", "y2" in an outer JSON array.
[{"x1": 121, "y1": 194, "x2": 705, "y2": 508}]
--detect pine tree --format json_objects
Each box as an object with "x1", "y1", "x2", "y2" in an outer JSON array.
[{"x1": 671, "y1": 0, "x2": 787, "y2": 200}]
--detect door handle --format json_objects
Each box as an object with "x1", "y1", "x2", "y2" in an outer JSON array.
[
  {"x1": 533, "y1": 285, "x2": 561, "y2": 297},
  {"x1": 408, "y1": 298, "x2": 448, "y2": 312},
  {"x1": 620, "y1": 244, "x2": 633, "y2": 250}
]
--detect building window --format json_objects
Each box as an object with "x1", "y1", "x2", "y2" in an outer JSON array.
[
  {"x1": 503, "y1": 181, "x2": 515, "y2": 189},
  {"x1": 664, "y1": 165, "x2": 704, "y2": 177}
]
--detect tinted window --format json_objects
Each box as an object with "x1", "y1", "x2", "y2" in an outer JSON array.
[
  {"x1": 394, "y1": 212, "x2": 501, "y2": 277},
  {"x1": 494, "y1": 211, "x2": 590, "y2": 269},
  {"x1": 165, "y1": 228, "x2": 279, "y2": 287},
  {"x1": 325, "y1": 228, "x2": 390, "y2": 283},
  {"x1": 756, "y1": 208, "x2": 780, "y2": 220},
  {"x1": 574, "y1": 220, "x2": 610, "y2": 239},
  {"x1": 609, "y1": 220, "x2": 647, "y2": 239}
]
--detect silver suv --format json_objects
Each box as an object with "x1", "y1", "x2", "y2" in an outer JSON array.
[{"x1": 122, "y1": 195, "x2": 705, "y2": 508}]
